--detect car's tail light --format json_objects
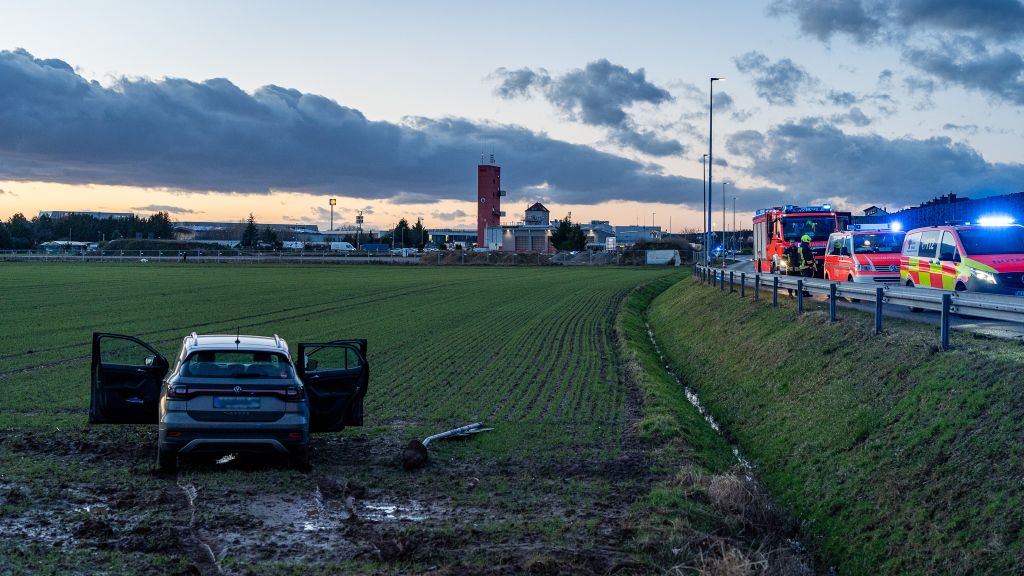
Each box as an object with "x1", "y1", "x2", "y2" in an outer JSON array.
[
  {"x1": 285, "y1": 386, "x2": 304, "y2": 400},
  {"x1": 166, "y1": 384, "x2": 189, "y2": 399},
  {"x1": 288, "y1": 432, "x2": 303, "y2": 439}
]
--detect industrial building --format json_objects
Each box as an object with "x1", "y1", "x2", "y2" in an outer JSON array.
[
  {"x1": 857, "y1": 191, "x2": 1024, "y2": 228},
  {"x1": 39, "y1": 210, "x2": 134, "y2": 220}
]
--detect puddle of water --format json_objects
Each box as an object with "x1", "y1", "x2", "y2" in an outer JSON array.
[
  {"x1": 360, "y1": 500, "x2": 434, "y2": 522},
  {"x1": 646, "y1": 324, "x2": 752, "y2": 474}
]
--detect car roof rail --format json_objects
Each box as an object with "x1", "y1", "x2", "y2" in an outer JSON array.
[
  {"x1": 189, "y1": 332, "x2": 198, "y2": 346},
  {"x1": 273, "y1": 334, "x2": 282, "y2": 348}
]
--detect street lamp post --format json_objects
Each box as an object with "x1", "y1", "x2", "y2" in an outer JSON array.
[
  {"x1": 721, "y1": 181, "x2": 729, "y2": 265},
  {"x1": 701, "y1": 153, "x2": 708, "y2": 253},
  {"x1": 707, "y1": 77, "x2": 724, "y2": 264},
  {"x1": 329, "y1": 198, "x2": 336, "y2": 232},
  {"x1": 732, "y1": 196, "x2": 737, "y2": 255}
]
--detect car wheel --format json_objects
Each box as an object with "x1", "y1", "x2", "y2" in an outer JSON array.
[
  {"x1": 157, "y1": 447, "x2": 177, "y2": 473},
  {"x1": 955, "y1": 282, "x2": 967, "y2": 292},
  {"x1": 289, "y1": 448, "x2": 310, "y2": 472},
  {"x1": 905, "y1": 280, "x2": 924, "y2": 312}
]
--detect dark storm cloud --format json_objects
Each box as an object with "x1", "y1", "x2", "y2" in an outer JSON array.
[
  {"x1": 0, "y1": 50, "x2": 706, "y2": 207},
  {"x1": 431, "y1": 209, "x2": 467, "y2": 221},
  {"x1": 726, "y1": 118, "x2": 1024, "y2": 208},
  {"x1": 770, "y1": 1, "x2": 1024, "y2": 105},
  {"x1": 491, "y1": 59, "x2": 684, "y2": 156},
  {"x1": 131, "y1": 204, "x2": 197, "y2": 214},
  {"x1": 904, "y1": 43, "x2": 1024, "y2": 104},
  {"x1": 767, "y1": 0, "x2": 884, "y2": 44},
  {"x1": 733, "y1": 51, "x2": 818, "y2": 106}
]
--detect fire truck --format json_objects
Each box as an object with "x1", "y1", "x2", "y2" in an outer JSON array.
[{"x1": 752, "y1": 205, "x2": 847, "y2": 277}]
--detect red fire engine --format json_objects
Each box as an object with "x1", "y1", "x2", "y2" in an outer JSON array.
[{"x1": 753, "y1": 205, "x2": 846, "y2": 277}]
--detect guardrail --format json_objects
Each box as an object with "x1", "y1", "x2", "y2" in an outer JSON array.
[{"x1": 694, "y1": 264, "x2": 1024, "y2": 350}]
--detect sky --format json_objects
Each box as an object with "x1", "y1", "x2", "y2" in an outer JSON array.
[{"x1": 0, "y1": 0, "x2": 1022, "y2": 233}]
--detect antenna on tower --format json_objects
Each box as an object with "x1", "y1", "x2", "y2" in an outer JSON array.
[
  {"x1": 490, "y1": 153, "x2": 495, "y2": 165},
  {"x1": 480, "y1": 153, "x2": 485, "y2": 164}
]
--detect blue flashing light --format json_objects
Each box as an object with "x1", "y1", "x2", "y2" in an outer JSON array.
[
  {"x1": 822, "y1": 203, "x2": 832, "y2": 210},
  {"x1": 891, "y1": 221, "x2": 902, "y2": 232},
  {"x1": 977, "y1": 215, "x2": 1015, "y2": 226}
]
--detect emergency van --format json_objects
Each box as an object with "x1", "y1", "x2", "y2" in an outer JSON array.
[
  {"x1": 900, "y1": 222, "x2": 1024, "y2": 295},
  {"x1": 823, "y1": 224, "x2": 905, "y2": 284},
  {"x1": 753, "y1": 205, "x2": 843, "y2": 276}
]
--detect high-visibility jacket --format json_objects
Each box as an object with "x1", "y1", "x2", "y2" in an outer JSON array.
[{"x1": 799, "y1": 244, "x2": 814, "y2": 270}]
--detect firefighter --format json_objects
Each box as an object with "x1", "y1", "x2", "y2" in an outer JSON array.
[
  {"x1": 799, "y1": 234, "x2": 816, "y2": 291},
  {"x1": 784, "y1": 239, "x2": 801, "y2": 295}
]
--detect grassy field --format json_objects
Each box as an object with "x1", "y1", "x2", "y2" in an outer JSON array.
[
  {"x1": 648, "y1": 276, "x2": 1024, "y2": 575},
  {"x1": 1, "y1": 262, "x2": 750, "y2": 574}
]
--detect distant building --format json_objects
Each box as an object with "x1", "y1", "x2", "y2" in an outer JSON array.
[
  {"x1": 862, "y1": 205, "x2": 888, "y2": 216},
  {"x1": 524, "y1": 202, "x2": 550, "y2": 226},
  {"x1": 857, "y1": 191, "x2": 1024, "y2": 228},
  {"x1": 39, "y1": 210, "x2": 134, "y2": 220},
  {"x1": 614, "y1": 225, "x2": 663, "y2": 246},
  {"x1": 477, "y1": 160, "x2": 505, "y2": 245},
  {"x1": 427, "y1": 228, "x2": 476, "y2": 249}
]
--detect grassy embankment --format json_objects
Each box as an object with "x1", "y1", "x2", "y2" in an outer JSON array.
[
  {"x1": 616, "y1": 274, "x2": 813, "y2": 574},
  {"x1": 648, "y1": 276, "x2": 1024, "y2": 575}
]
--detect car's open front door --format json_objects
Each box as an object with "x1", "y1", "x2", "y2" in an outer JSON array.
[
  {"x1": 89, "y1": 333, "x2": 169, "y2": 424},
  {"x1": 297, "y1": 340, "x2": 368, "y2": 432}
]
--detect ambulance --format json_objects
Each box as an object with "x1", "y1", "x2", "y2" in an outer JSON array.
[
  {"x1": 823, "y1": 224, "x2": 906, "y2": 284},
  {"x1": 900, "y1": 218, "x2": 1024, "y2": 295}
]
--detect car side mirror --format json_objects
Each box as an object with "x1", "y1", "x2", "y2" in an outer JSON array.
[
  {"x1": 305, "y1": 358, "x2": 318, "y2": 371},
  {"x1": 953, "y1": 252, "x2": 961, "y2": 263},
  {"x1": 940, "y1": 251, "x2": 954, "y2": 261},
  {"x1": 145, "y1": 355, "x2": 156, "y2": 367}
]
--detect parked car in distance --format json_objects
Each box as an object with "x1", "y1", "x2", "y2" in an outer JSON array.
[
  {"x1": 89, "y1": 332, "x2": 368, "y2": 471},
  {"x1": 900, "y1": 221, "x2": 1024, "y2": 295},
  {"x1": 824, "y1": 224, "x2": 905, "y2": 284}
]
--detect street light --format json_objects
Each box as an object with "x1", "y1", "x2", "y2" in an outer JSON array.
[
  {"x1": 721, "y1": 181, "x2": 730, "y2": 264},
  {"x1": 733, "y1": 196, "x2": 737, "y2": 255},
  {"x1": 329, "y1": 198, "x2": 336, "y2": 232},
  {"x1": 701, "y1": 153, "x2": 709, "y2": 250},
  {"x1": 707, "y1": 77, "x2": 724, "y2": 264}
]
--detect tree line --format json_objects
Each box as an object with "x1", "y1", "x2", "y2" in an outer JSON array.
[{"x1": 0, "y1": 212, "x2": 175, "y2": 249}]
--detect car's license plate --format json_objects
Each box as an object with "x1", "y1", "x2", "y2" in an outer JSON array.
[{"x1": 213, "y1": 396, "x2": 261, "y2": 409}]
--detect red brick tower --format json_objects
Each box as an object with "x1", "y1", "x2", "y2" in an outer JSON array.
[{"x1": 477, "y1": 160, "x2": 502, "y2": 246}]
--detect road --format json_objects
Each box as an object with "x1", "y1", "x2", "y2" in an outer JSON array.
[{"x1": 724, "y1": 258, "x2": 1024, "y2": 341}]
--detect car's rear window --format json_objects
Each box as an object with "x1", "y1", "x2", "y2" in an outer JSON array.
[{"x1": 181, "y1": 350, "x2": 294, "y2": 379}]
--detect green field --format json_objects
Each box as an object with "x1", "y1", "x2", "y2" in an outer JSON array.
[
  {"x1": 3, "y1": 262, "x2": 810, "y2": 575},
  {"x1": 648, "y1": 276, "x2": 1024, "y2": 575}
]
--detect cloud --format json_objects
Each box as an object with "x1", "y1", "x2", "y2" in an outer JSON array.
[
  {"x1": 131, "y1": 204, "x2": 197, "y2": 214},
  {"x1": 831, "y1": 107, "x2": 873, "y2": 126},
  {"x1": 733, "y1": 51, "x2": 818, "y2": 105},
  {"x1": 769, "y1": 1, "x2": 1024, "y2": 105},
  {"x1": 0, "y1": 187, "x2": 12, "y2": 195},
  {"x1": 943, "y1": 122, "x2": 979, "y2": 134},
  {"x1": 0, "y1": 50, "x2": 708, "y2": 209},
  {"x1": 904, "y1": 42, "x2": 1024, "y2": 105},
  {"x1": 491, "y1": 59, "x2": 684, "y2": 156},
  {"x1": 767, "y1": 0, "x2": 884, "y2": 44},
  {"x1": 726, "y1": 118, "x2": 1024, "y2": 209},
  {"x1": 431, "y1": 209, "x2": 467, "y2": 221}
]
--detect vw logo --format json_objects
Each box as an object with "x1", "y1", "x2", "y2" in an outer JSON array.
[
  {"x1": 890, "y1": 265, "x2": 899, "y2": 272},
  {"x1": 233, "y1": 386, "x2": 243, "y2": 393}
]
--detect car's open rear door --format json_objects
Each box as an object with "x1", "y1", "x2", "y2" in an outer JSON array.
[
  {"x1": 297, "y1": 340, "x2": 368, "y2": 432},
  {"x1": 90, "y1": 333, "x2": 169, "y2": 424}
]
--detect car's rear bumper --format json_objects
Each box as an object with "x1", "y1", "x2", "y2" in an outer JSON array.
[{"x1": 159, "y1": 413, "x2": 308, "y2": 454}]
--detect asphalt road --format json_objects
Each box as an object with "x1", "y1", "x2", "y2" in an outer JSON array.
[{"x1": 724, "y1": 258, "x2": 1024, "y2": 341}]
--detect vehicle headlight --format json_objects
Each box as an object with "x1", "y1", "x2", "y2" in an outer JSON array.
[
  {"x1": 971, "y1": 268, "x2": 997, "y2": 284},
  {"x1": 856, "y1": 263, "x2": 874, "y2": 271}
]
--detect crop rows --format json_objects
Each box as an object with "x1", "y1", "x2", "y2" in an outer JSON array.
[{"x1": 0, "y1": 263, "x2": 670, "y2": 460}]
